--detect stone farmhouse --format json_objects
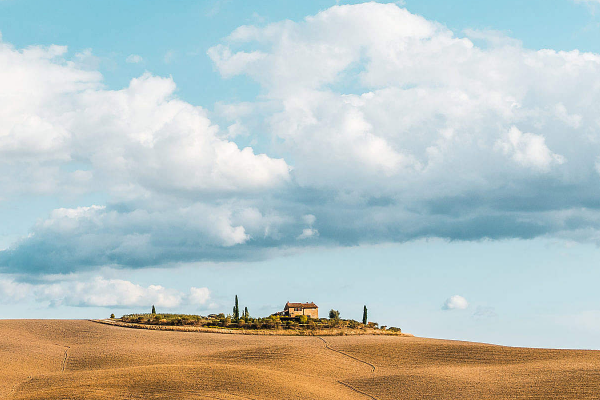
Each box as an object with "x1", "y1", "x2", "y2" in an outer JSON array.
[{"x1": 283, "y1": 301, "x2": 319, "y2": 318}]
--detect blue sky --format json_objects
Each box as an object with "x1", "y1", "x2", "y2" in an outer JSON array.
[{"x1": 2, "y1": 0, "x2": 600, "y2": 349}]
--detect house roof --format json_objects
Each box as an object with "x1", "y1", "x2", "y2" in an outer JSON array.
[{"x1": 285, "y1": 301, "x2": 318, "y2": 309}]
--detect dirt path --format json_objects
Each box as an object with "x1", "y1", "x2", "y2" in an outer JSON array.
[
  {"x1": 337, "y1": 380, "x2": 378, "y2": 400},
  {"x1": 317, "y1": 337, "x2": 376, "y2": 372},
  {"x1": 317, "y1": 337, "x2": 378, "y2": 399},
  {"x1": 61, "y1": 346, "x2": 70, "y2": 372}
]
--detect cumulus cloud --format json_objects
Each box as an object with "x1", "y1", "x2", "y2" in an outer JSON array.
[
  {"x1": 442, "y1": 295, "x2": 469, "y2": 310},
  {"x1": 0, "y1": 36, "x2": 291, "y2": 273},
  {"x1": 0, "y1": 276, "x2": 210, "y2": 308},
  {"x1": 5, "y1": 3, "x2": 600, "y2": 274},
  {"x1": 495, "y1": 126, "x2": 565, "y2": 171},
  {"x1": 207, "y1": 3, "x2": 600, "y2": 242}
]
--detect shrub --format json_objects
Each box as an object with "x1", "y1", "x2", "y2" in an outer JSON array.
[
  {"x1": 110, "y1": 313, "x2": 115, "y2": 319},
  {"x1": 328, "y1": 309, "x2": 340, "y2": 320},
  {"x1": 298, "y1": 315, "x2": 308, "y2": 324},
  {"x1": 348, "y1": 320, "x2": 359, "y2": 329}
]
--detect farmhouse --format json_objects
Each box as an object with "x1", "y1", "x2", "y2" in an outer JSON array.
[{"x1": 283, "y1": 301, "x2": 318, "y2": 318}]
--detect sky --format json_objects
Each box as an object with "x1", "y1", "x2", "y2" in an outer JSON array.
[{"x1": 2, "y1": 0, "x2": 600, "y2": 349}]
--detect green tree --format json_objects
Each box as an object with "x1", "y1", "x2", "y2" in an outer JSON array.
[
  {"x1": 151, "y1": 305, "x2": 156, "y2": 314},
  {"x1": 244, "y1": 306, "x2": 249, "y2": 319},
  {"x1": 329, "y1": 309, "x2": 340, "y2": 320},
  {"x1": 362, "y1": 305, "x2": 368, "y2": 325},
  {"x1": 110, "y1": 313, "x2": 115, "y2": 319},
  {"x1": 233, "y1": 295, "x2": 239, "y2": 322}
]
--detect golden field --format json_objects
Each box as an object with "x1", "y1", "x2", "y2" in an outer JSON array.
[{"x1": 1, "y1": 320, "x2": 600, "y2": 399}]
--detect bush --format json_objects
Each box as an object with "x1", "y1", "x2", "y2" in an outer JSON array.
[
  {"x1": 329, "y1": 309, "x2": 340, "y2": 320},
  {"x1": 110, "y1": 313, "x2": 115, "y2": 319},
  {"x1": 298, "y1": 315, "x2": 308, "y2": 324},
  {"x1": 348, "y1": 320, "x2": 359, "y2": 329}
]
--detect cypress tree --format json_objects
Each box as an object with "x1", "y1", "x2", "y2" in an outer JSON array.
[
  {"x1": 152, "y1": 305, "x2": 156, "y2": 315},
  {"x1": 244, "y1": 306, "x2": 249, "y2": 319},
  {"x1": 233, "y1": 295, "x2": 239, "y2": 322},
  {"x1": 362, "y1": 305, "x2": 367, "y2": 325}
]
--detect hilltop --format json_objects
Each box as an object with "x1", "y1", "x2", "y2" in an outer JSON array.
[{"x1": 99, "y1": 312, "x2": 405, "y2": 336}]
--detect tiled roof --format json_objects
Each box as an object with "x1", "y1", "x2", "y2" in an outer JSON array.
[{"x1": 285, "y1": 301, "x2": 318, "y2": 309}]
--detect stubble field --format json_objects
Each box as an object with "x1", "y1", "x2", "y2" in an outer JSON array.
[{"x1": 1, "y1": 320, "x2": 600, "y2": 399}]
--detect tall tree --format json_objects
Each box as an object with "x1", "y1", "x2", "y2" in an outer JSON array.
[
  {"x1": 244, "y1": 306, "x2": 249, "y2": 319},
  {"x1": 233, "y1": 295, "x2": 239, "y2": 322},
  {"x1": 152, "y1": 305, "x2": 156, "y2": 315},
  {"x1": 362, "y1": 305, "x2": 368, "y2": 325}
]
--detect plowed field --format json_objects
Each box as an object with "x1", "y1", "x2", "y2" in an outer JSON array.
[{"x1": 1, "y1": 320, "x2": 599, "y2": 399}]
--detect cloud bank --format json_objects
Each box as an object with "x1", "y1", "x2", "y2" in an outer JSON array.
[
  {"x1": 0, "y1": 276, "x2": 210, "y2": 308},
  {"x1": 3, "y1": 3, "x2": 600, "y2": 274}
]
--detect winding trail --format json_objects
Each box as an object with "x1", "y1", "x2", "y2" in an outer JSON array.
[
  {"x1": 317, "y1": 337, "x2": 378, "y2": 399},
  {"x1": 61, "y1": 346, "x2": 70, "y2": 372},
  {"x1": 317, "y1": 336, "x2": 376, "y2": 372},
  {"x1": 337, "y1": 380, "x2": 379, "y2": 400}
]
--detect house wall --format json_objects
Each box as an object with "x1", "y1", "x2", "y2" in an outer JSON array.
[
  {"x1": 287, "y1": 308, "x2": 318, "y2": 318},
  {"x1": 288, "y1": 308, "x2": 302, "y2": 317},
  {"x1": 303, "y1": 308, "x2": 318, "y2": 318}
]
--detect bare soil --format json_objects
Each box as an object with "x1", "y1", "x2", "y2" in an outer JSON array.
[{"x1": 1, "y1": 320, "x2": 599, "y2": 399}]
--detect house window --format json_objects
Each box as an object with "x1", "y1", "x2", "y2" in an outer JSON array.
[{"x1": 295, "y1": 308, "x2": 301, "y2": 311}]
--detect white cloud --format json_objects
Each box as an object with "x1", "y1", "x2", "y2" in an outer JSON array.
[
  {"x1": 0, "y1": 276, "x2": 210, "y2": 308},
  {"x1": 297, "y1": 228, "x2": 319, "y2": 240},
  {"x1": 0, "y1": 41, "x2": 290, "y2": 197},
  {"x1": 0, "y1": 38, "x2": 292, "y2": 272},
  {"x1": 6, "y1": 3, "x2": 600, "y2": 272},
  {"x1": 209, "y1": 3, "x2": 597, "y2": 194},
  {"x1": 189, "y1": 287, "x2": 211, "y2": 305},
  {"x1": 0, "y1": 278, "x2": 31, "y2": 302},
  {"x1": 126, "y1": 54, "x2": 143, "y2": 63},
  {"x1": 442, "y1": 295, "x2": 469, "y2": 310},
  {"x1": 495, "y1": 126, "x2": 565, "y2": 171}
]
